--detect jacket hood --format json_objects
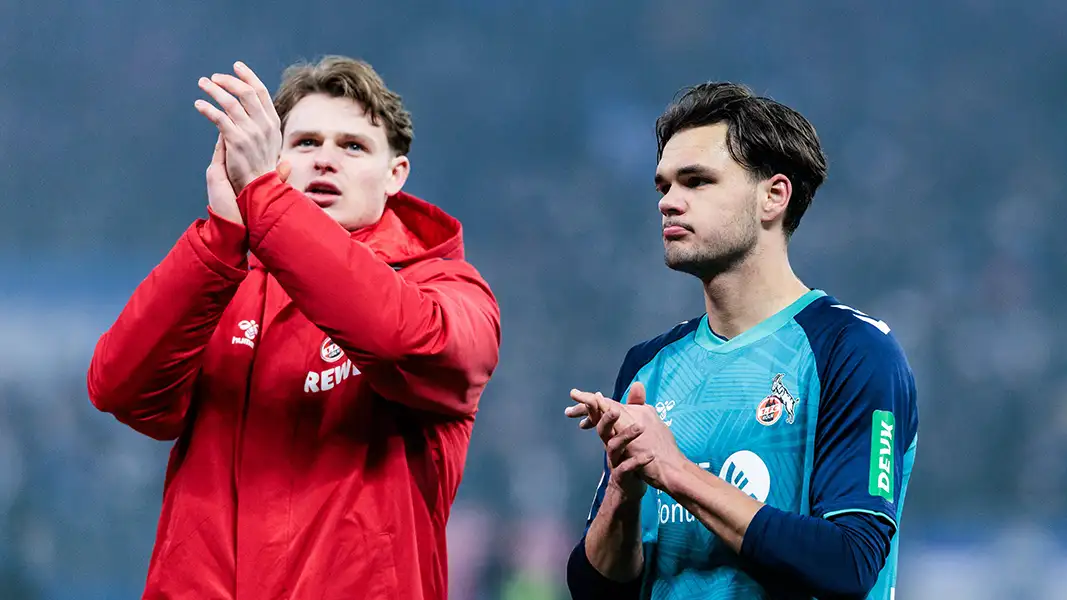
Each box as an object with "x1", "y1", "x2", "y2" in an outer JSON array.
[
  {"x1": 248, "y1": 190, "x2": 465, "y2": 271},
  {"x1": 352, "y1": 191, "x2": 465, "y2": 268}
]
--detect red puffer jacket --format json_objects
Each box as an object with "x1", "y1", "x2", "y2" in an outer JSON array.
[{"x1": 87, "y1": 173, "x2": 501, "y2": 599}]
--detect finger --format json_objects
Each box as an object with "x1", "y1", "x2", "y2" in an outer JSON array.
[
  {"x1": 195, "y1": 99, "x2": 240, "y2": 138},
  {"x1": 199, "y1": 76, "x2": 250, "y2": 125},
  {"x1": 596, "y1": 406, "x2": 621, "y2": 444},
  {"x1": 211, "y1": 134, "x2": 225, "y2": 166},
  {"x1": 614, "y1": 453, "x2": 653, "y2": 476},
  {"x1": 607, "y1": 423, "x2": 644, "y2": 453},
  {"x1": 579, "y1": 417, "x2": 594, "y2": 430},
  {"x1": 627, "y1": 382, "x2": 647, "y2": 406},
  {"x1": 569, "y1": 388, "x2": 599, "y2": 406},
  {"x1": 276, "y1": 159, "x2": 291, "y2": 182},
  {"x1": 570, "y1": 389, "x2": 605, "y2": 417},
  {"x1": 606, "y1": 423, "x2": 644, "y2": 463},
  {"x1": 234, "y1": 61, "x2": 279, "y2": 126},
  {"x1": 209, "y1": 73, "x2": 264, "y2": 124},
  {"x1": 594, "y1": 392, "x2": 612, "y2": 413},
  {"x1": 564, "y1": 404, "x2": 589, "y2": 419}
]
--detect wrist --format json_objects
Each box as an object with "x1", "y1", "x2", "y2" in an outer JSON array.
[
  {"x1": 606, "y1": 475, "x2": 646, "y2": 509},
  {"x1": 658, "y1": 453, "x2": 697, "y2": 496},
  {"x1": 202, "y1": 207, "x2": 249, "y2": 267}
]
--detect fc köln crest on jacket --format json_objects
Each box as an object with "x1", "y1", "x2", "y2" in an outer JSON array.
[{"x1": 304, "y1": 336, "x2": 359, "y2": 393}]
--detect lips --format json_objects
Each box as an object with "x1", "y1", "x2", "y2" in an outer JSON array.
[
  {"x1": 305, "y1": 180, "x2": 342, "y2": 207},
  {"x1": 663, "y1": 223, "x2": 692, "y2": 240},
  {"x1": 305, "y1": 181, "x2": 341, "y2": 195}
]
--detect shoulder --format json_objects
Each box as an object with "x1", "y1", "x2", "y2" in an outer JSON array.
[
  {"x1": 612, "y1": 317, "x2": 702, "y2": 397},
  {"x1": 798, "y1": 296, "x2": 918, "y2": 439},
  {"x1": 795, "y1": 295, "x2": 911, "y2": 375}
]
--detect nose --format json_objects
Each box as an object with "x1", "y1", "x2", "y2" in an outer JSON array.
[
  {"x1": 312, "y1": 146, "x2": 339, "y2": 174},
  {"x1": 658, "y1": 189, "x2": 686, "y2": 217}
]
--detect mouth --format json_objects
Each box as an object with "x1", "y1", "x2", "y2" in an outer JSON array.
[
  {"x1": 662, "y1": 223, "x2": 692, "y2": 240},
  {"x1": 304, "y1": 181, "x2": 342, "y2": 206}
]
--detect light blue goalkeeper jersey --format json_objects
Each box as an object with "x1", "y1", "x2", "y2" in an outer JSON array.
[{"x1": 583, "y1": 289, "x2": 918, "y2": 599}]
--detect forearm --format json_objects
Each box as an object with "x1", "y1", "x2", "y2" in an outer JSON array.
[
  {"x1": 661, "y1": 460, "x2": 890, "y2": 598},
  {"x1": 567, "y1": 482, "x2": 644, "y2": 600},
  {"x1": 236, "y1": 174, "x2": 500, "y2": 416},
  {"x1": 88, "y1": 218, "x2": 246, "y2": 436},
  {"x1": 740, "y1": 509, "x2": 892, "y2": 599},
  {"x1": 583, "y1": 484, "x2": 644, "y2": 581},
  {"x1": 661, "y1": 459, "x2": 764, "y2": 552},
  {"x1": 238, "y1": 173, "x2": 472, "y2": 362}
]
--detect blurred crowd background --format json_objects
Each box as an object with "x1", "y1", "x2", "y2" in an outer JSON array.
[{"x1": 2, "y1": 1, "x2": 1066, "y2": 598}]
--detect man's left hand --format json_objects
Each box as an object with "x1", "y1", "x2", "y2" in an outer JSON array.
[
  {"x1": 195, "y1": 61, "x2": 283, "y2": 192},
  {"x1": 568, "y1": 383, "x2": 689, "y2": 492},
  {"x1": 604, "y1": 386, "x2": 688, "y2": 492}
]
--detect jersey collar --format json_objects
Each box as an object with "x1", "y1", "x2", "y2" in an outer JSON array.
[{"x1": 694, "y1": 289, "x2": 827, "y2": 353}]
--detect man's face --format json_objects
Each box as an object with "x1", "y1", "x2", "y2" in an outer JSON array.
[
  {"x1": 280, "y1": 93, "x2": 409, "y2": 231},
  {"x1": 654, "y1": 123, "x2": 761, "y2": 280}
]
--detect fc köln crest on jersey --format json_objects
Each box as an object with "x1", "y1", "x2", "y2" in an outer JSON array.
[{"x1": 756, "y1": 374, "x2": 800, "y2": 426}]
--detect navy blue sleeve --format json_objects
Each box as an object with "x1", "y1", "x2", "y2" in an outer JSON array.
[
  {"x1": 798, "y1": 304, "x2": 920, "y2": 527},
  {"x1": 566, "y1": 536, "x2": 642, "y2": 600},
  {"x1": 740, "y1": 507, "x2": 893, "y2": 599},
  {"x1": 732, "y1": 300, "x2": 919, "y2": 597}
]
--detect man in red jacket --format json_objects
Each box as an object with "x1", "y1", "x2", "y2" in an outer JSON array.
[{"x1": 87, "y1": 56, "x2": 501, "y2": 600}]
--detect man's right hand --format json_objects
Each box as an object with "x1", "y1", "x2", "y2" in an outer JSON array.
[
  {"x1": 567, "y1": 384, "x2": 649, "y2": 500},
  {"x1": 207, "y1": 134, "x2": 243, "y2": 225}
]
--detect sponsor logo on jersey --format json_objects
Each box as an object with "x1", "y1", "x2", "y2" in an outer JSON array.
[
  {"x1": 756, "y1": 374, "x2": 800, "y2": 426},
  {"x1": 654, "y1": 399, "x2": 675, "y2": 427},
  {"x1": 231, "y1": 320, "x2": 258, "y2": 348},
  {"x1": 719, "y1": 450, "x2": 770, "y2": 502},
  {"x1": 320, "y1": 337, "x2": 344, "y2": 363},
  {"x1": 657, "y1": 497, "x2": 699, "y2": 525},
  {"x1": 869, "y1": 410, "x2": 895, "y2": 500}
]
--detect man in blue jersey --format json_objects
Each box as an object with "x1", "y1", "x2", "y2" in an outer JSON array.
[{"x1": 564, "y1": 82, "x2": 918, "y2": 599}]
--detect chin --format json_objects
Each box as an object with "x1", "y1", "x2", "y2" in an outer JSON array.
[{"x1": 665, "y1": 245, "x2": 750, "y2": 280}]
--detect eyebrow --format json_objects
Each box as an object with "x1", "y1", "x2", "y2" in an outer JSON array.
[
  {"x1": 286, "y1": 130, "x2": 376, "y2": 149},
  {"x1": 286, "y1": 130, "x2": 369, "y2": 140},
  {"x1": 286, "y1": 130, "x2": 321, "y2": 140},
  {"x1": 654, "y1": 164, "x2": 714, "y2": 187}
]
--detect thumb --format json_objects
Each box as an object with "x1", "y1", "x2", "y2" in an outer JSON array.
[
  {"x1": 627, "y1": 382, "x2": 647, "y2": 406},
  {"x1": 211, "y1": 134, "x2": 225, "y2": 166},
  {"x1": 276, "y1": 159, "x2": 292, "y2": 182}
]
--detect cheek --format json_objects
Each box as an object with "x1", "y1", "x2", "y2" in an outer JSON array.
[
  {"x1": 345, "y1": 162, "x2": 391, "y2": 195},
  {"x1": 279, "y1": 152, "x2": 313, "y2": 184}
]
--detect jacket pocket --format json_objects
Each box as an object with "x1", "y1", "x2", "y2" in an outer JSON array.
[{"x1": 317, "y1": 530, "x2": 398, "y2": 600}]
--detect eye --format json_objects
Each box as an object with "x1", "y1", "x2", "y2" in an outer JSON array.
[
  {"x1": 345, "y1": 141, "x2": 366, "y2": 152},
  {"x1": 684, "y1": 177, "x2": 710, "y2": 189},
  {"x1": 295, "y1": 138, "x2": 317, "y2": 148}
]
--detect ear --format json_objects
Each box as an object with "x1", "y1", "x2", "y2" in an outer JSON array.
[
  {"x1": 760, "y1": 174, "x2": 792, "y2": 225},
  {"x1": 384, "y1": 155, "x2": 411, "y2": 197}
]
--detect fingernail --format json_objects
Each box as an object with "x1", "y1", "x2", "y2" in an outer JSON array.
[{"x1": 235, "y1": 61, "x2": 245, "y2": 70}]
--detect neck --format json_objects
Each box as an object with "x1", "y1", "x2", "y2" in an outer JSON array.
[{"x1": 700, "y1": 242, "x2": 809, "y2": 339}]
